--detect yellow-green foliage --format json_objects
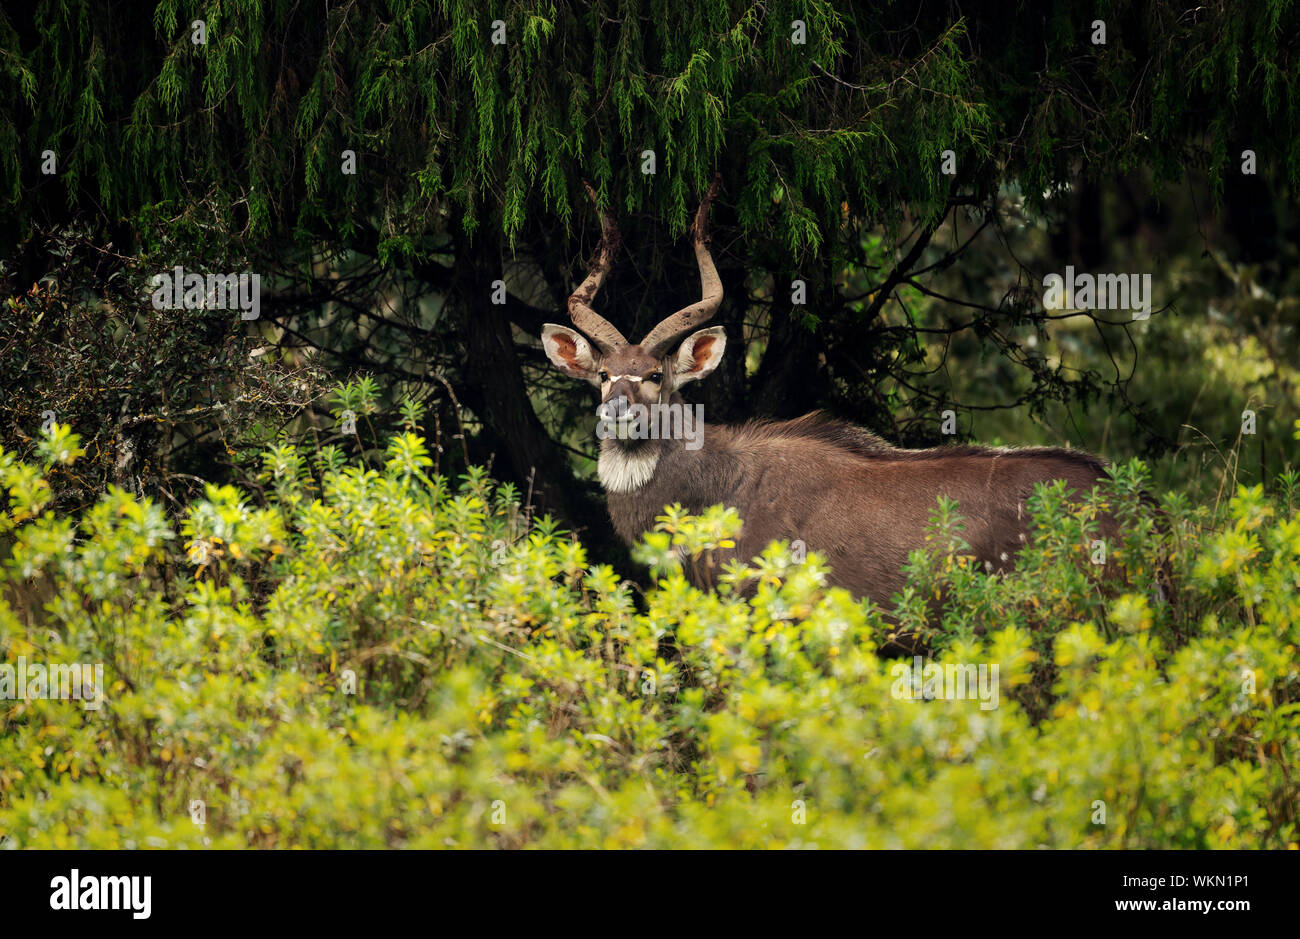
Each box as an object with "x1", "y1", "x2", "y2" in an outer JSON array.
[{"x1": 0, "y1": 426, "x2": 1296, "y2": 848}]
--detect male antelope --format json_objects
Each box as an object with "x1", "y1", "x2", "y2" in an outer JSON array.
[{"x1": 542, "y1": 181, "x2": 1113, "y2": 605}]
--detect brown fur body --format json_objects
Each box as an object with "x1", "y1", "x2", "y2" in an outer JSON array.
[{"x1": 605, "y1": 410, "x2": 1111, "y2": 603}]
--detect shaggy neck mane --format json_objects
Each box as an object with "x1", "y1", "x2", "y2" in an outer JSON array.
[
  {"x1": 732, "y1": 411, "x2": 1108, "y2": 470},
  {"x1": 598, "y1": 440, "x2": 661, "y2": 493}
]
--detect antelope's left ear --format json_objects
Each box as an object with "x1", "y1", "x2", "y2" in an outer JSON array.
[
  {"x1": 541, "y1": 324, "x2": 600, "y2": 382},
  {"x1": 672, "y1": 326, "x2": 726, "y2": 386}
]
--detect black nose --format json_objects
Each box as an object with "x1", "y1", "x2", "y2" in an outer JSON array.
[{"x1": 598, "y1": 395, "x2": 631, "y2": 421}]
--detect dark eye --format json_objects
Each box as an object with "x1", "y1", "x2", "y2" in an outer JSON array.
[
  {"x1": 598, "y1": 371, "x2": 609, "y2": 382},
  {"x1": 649, "y1": 371, "x2": 663, "y2": 383}
]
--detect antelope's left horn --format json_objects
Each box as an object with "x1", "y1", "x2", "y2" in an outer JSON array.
[{"x1": 641, "y1": 173, "x2": 723, "y2": 357}]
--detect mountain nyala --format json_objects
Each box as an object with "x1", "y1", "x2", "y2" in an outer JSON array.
[{"x1": 542, "y1": 179, "x2": 1121, "y2": 612}]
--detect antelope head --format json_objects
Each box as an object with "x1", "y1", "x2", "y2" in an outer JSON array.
[{"x1": 542, "y1": 178, "x2": 726, "y2": 444}]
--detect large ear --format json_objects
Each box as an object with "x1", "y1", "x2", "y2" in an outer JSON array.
[
  {"x1": 541, "y1": 324, "x2": 601, "y2": 381},
  {"x1": 672, "y1": 326, "x2": 726, "y2": 387}
]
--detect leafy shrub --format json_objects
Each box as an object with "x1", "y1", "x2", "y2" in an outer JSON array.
[{"x1": 0, "y1": 427, "x2": 1296, "y2": 848}]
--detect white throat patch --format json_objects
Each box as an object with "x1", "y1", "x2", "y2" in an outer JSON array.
[{"x1": 597, "y1": 444, "x2": 660, "y2": 493}]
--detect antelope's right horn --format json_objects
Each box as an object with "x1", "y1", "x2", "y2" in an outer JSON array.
[{"x1": 566, "y1": 181, "x2": 628, "y2": 353}]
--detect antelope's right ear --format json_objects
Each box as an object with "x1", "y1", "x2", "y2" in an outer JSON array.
[{"x1": 541, "y1": 324, "x2": 600, "y2": 382}]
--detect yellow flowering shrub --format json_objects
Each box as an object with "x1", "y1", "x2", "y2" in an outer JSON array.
[{"x1": 0, "y1": 426, "x2": 1295, "y2": 848}]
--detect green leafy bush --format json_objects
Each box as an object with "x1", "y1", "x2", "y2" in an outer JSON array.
[{"x1": 0, "y1": 427, "x2": 1296, "y2": 848}]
